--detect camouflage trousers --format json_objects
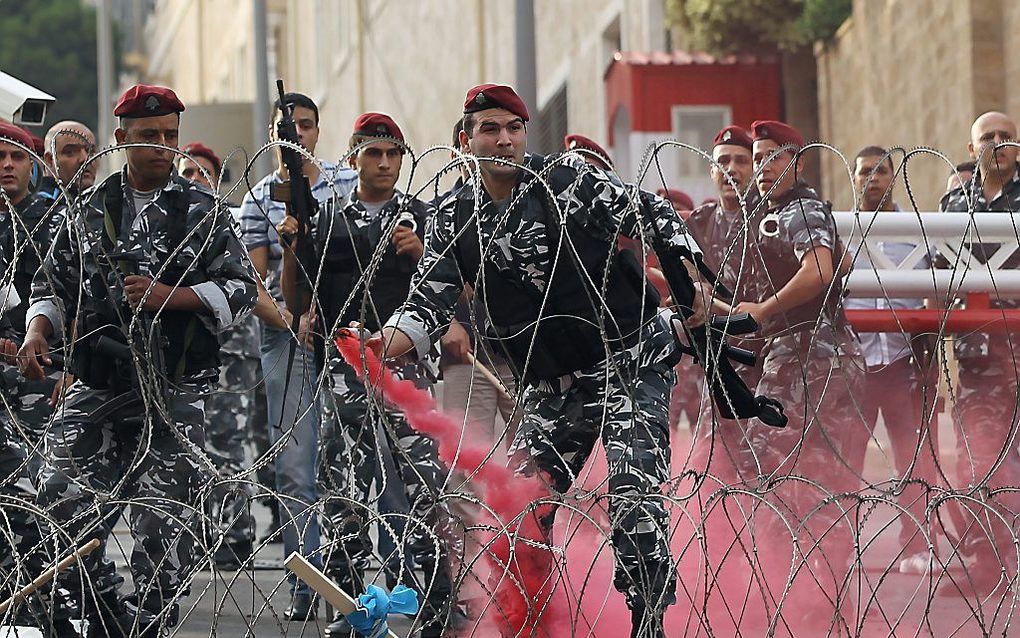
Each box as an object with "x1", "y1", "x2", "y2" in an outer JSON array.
[
  {"x1": 952, "y1": 334, "x2": 1020, "y2": 570},
  {"x1": 510, "y1": 347, "x2": 677, "y2": 611},
  {"x1": 0, "y1": 419, "x2": 44, "y2": 591},
  {"x1": 738, "y1": 332, "x2": 864, "y2": 625},
  {"x1": 204, "y1": 352, "x2": 267, "y2": 545},
  {"x1": 0, "y1": 360, "x2": 59, "y2": 482},
  {"x1": 320, "y1": 362, "x2": 454, "y2": 628},
  {"x1": 34, "y1": 380, "x2": 211, "y2": 622}
]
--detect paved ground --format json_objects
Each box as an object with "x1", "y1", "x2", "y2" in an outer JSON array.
[{"x1": 5, "y1": 411, "x2": 1020, "y2": 636}]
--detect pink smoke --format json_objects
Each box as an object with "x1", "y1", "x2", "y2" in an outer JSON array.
[{"x1": 335, "y1": 333, "x2": 569, "y2": 636}]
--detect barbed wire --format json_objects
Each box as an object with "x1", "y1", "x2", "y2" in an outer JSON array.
[{"x1": 0, "y1": 132, "x2": 1017, "y2": 637}]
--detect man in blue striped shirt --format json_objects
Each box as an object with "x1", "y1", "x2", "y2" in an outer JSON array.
[{"x1": 237, "y1": 91, "x2": 357, "y2": 619}]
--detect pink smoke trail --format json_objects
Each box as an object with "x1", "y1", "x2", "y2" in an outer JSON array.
[{"x1": 335, "y1": 332, "x2": 569, "y2": 636}]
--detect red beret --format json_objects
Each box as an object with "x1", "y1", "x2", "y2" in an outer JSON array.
[
  {"x1": 352, "y1": 112, "x2": 404, "y2": 143},
  {"x1": 114, "y1": 84, "x2": 185, "y2": 118},
  {"x1": 657, "y1": 188, "x2": 694, "y2": 211},
  {"x1": 713, "y1": 125, "x2": 753, "y2": 151},
  {"x1": 751, "y1": 120, "x2": 803, "y2": 150},
  {"x1": 28, "y1": 133, "x2": 44, "y2": 156},
  {"x1": 181, "y1": 142, "x2": 221, "y2": 175},
  {"x1": 463, "y1": 83, "x2": 529, "y2": 122},
  {"x1": 0, "y1": 122, "x2": 34, "y2": 150},
  {"x1": 564, "y1": 134, "x2": 612, "y2": 167}
]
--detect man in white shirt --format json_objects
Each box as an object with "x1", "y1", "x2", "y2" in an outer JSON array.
[{"x1": 846, "y1": 145, "x2": 939, "y2": 575}]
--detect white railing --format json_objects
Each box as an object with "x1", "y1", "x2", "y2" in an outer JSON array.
[{"x1": 834, "y1": 212, "x2": 1020, "y2": 297}]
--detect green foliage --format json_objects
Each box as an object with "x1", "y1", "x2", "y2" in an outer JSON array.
[
  {"x1": 667, "y1": 0, "x2": 852, "y2": 54},
  {"x1": 0, "y1": 0, "x2": 109, "y2": 133}
]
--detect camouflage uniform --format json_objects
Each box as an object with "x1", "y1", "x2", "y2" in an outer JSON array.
[
  {"x1": 685, "y1": 193, "x2": 765, "y2": 482},
  {"x1": 0, "y1": 193, "x2": 65, "y2": 481},
  {"x1": 939, "y1": 168, "x2": 1020, "y2": 573},
  {"x1": 385, "y1": 153, "x2": 698, "y2": 612},
  {"x1": 0, "y1": 246, "x2": 49, "y2": 605},
  {"x1": 311, "y1": 190, "x2": 454, "y2": 629},
  {"x1": 203, "y1": 313, "x2": 265, "y2": 548},
  {"x1": 26, "y1": 168, "x2": 257, "y2": 623},
  {"x1": 738, "y1": 184, "x2": 864, "y2": 628}
]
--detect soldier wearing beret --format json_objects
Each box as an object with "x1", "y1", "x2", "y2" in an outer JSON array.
[
  {"x1": 684, "y1": 125, "x2": 763, "y2": 478},
  {"x1": 729, "y1": 120, "x2": 863, "y2": 632},
  {"x1": 178, "y1": 141, "x2": 220, "y2": 190},
  {"x1": 0, "y1": 122, "x2": 66, "y2": 461},
  {"x1": 176, "y1": 141, "x2": 268, "y2": 568},
  {"x1": 563, "y1": 133, "x2": 612, "y2": 170},
  {"x1": 369, "y1": 83, "x2": 707, "y2": 637},
  {"x1": 278, "y1": 112, "x2": 453, "y2": 637},
  {"x1": 18, "y1": 84, "x2": 258, "y2": 636},
  {"x1": 0, "y1": 122, "x2": 80, "y2": 634}
]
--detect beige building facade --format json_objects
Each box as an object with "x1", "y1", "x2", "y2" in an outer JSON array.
[
  {"x1": 816, "y1": 0, "x2": 1018, "y2": 211},
  {"x1": 136, "y1": 0, "x2": 671, "y2": 184}
]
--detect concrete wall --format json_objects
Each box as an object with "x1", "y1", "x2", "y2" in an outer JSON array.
[{"x1": 815, "y1": 0, "x2": 1008, "y2": 212}]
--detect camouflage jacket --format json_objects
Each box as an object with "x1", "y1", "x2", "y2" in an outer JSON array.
[
  {"x1": 313, "y1": 188, "x2": 439, "y2": 377},
  {"x1": 686, "y1": 189, "x2": 761, "y2": 303},
  {"x1": 27, "y1": 168, "x2": 258, "y2": 380},
  {"x1": 384, "y1": 152, "x2": 699, "y2": 368},
  {"x1": 939, "y1": 165, "x2": 1020, "y2": 308},
  {"x1": 0, "y1": 193, "x2": 63, "y2": 340},
  {"x1": 750, "y1": 183, "x2": 854, "y2": 359}
]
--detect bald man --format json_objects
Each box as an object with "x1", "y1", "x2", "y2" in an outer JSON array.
[
  {"x1": 938, "y1": 110, "x2": 1020, "y2": 598},
  {"x1": 40, "y1": 120, "x2": 96, "y2": 196}
]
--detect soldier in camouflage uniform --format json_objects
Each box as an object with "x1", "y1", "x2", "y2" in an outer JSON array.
[
  {"x1": 937, "y1": 111, "x2": 1020, "y2": 596},
  {"x1": 0, "y1": 122, "x2": 71, "y2": 484},
  {"x1": 177, "y1": 144, "x2": 263, "y2": 566},
  {"x1": 279, "y1": 112, "x2": 452, "y2": 638},
  {"x1": 730, "y1": 120, "x2": 864, "y2": 633},
  {"x1": 0, "y1": 123, "x2": 82, "y2": 635},
  {"x1": 18, "y1": 85, "x2": 257, "y2": 637},
  {"x1": 373, "y1": 84, "x2": 706, "y2": 638},
  {"x1": 684, "y1": 126, "x2": 763, "y2": 484}
]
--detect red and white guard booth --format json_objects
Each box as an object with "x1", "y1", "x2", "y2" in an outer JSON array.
[{"x1": 604, "y1": 51, "x2": 782, "y2": 202}]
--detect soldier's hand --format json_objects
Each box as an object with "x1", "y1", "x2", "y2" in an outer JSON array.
[
  {"x1": 298, "y1": 308, "x2": 316, "y2": 350},
  {"x1": 391, "y1": 226, "x2": 423, "y2": 261},
  {"x1": 124, "y1": 275, "x2": 171, "y2": 311},
  {"x1": 50, "y1": 373, "x2": 74, "y2": 407},
  {"x1": 276, "y1": 215, "x2": 300, "y2": 249},
  {"x1": 17, "y1": 333, "x2": 50, "y2": 381},
  {"x1": 0, "y1": 338, "x2": 17, "y2": 364},
  {"x1": 733, "y1": 301, "x2": 770, "y2": 326},
  {"x1": 441, "y1": 321, "x2": 472, "y2": 362}
]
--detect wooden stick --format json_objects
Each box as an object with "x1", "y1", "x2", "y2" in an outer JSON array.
[
  {"x1": 465, "y1": 352, "x2": 514, "y2": 403},
  {"x1": 0, "y1": 538, "x2": 101, "y2": 616},
  {"x1": 284, "y1": 552, "x2": 400, "y2": 638}
]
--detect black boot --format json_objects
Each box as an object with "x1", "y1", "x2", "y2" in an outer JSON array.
[
  {"x1": 630, "y1": 605, "x2": 665, "y2": 638},
  {"x1": 85, "y1": 590, "x2": 161, "y2": 638},
  {"x1": 14, "y1": 593, "x2": 80, "y2": 637}
]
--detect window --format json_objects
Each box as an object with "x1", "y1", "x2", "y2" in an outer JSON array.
[
  {"x1": 533, "y1": 85, "x2": 568, "y2": 156},
  {"x1": 601, "y1": 17, "x2": 622, "y2": 72}
]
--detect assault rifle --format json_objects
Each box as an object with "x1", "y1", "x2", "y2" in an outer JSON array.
[
  {"x1": 270, "y1": 79, "x2": 317, "y2": 316},
  {"x1": 640, "y1": 194, "x2": 787, "y2": 428},
  {"x1": 269, "y1": 79, "x2": 319, "y2": 429}
]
